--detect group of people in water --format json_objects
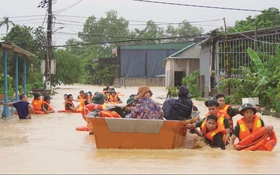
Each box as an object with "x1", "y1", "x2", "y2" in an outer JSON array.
[{"x1": 0, "y1": 85, "x2": 277, "y2": 151}]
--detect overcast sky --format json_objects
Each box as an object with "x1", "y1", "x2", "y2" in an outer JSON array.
[{"x1": 0, "y1": 0, "x2": 279, "y2": 45}]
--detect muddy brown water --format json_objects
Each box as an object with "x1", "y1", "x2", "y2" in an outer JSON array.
[{"x1": 0, "y1": 84, "x2": 279, "y2": 173}]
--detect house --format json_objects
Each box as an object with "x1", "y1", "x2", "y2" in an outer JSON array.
[
  {"x1": 199, "y1": 27, "x2": 280, "y2": 97},
  {"x1": 164, "y1": 43, "x2": 201, "y2": 87},
  {"x1": 117, "y1": 42, "x2": 196, "y2": 86}
]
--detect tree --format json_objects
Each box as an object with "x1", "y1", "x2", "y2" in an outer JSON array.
[
  {"x1": 228, "y1": 7, "x2": 280, "y2": 33},
  {"x1": 0, "y1": 17, "x2": 15, "y2": 35},
  {"x1": 2, "y1": 25, "x2": 39, "y2": 87},
  {"x1": 77, "y1": 10, "x2": 132, "y2": 85},
  {"x1": 176, "y1": 20, "x2": 204, "y2": 39},
  {"x1": 131, "y1": 20, "x2": 165, "y2": 44},
  {"x1": 51, "y1": 49, "x2": 82, "y2": 86}
]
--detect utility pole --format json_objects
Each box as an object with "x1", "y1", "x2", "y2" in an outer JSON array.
[
  {"x1": 46, "y1": 0, "x2": 53, "y2": 90},
  {"x1": 223, "y1": 17, "x2": 231, "y2": 95}
]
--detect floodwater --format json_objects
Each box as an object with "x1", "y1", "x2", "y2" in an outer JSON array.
[{"x1": 0, "y1": 84, "x2": 279, "y2": 174}]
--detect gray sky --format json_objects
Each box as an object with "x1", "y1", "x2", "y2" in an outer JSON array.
[{"x1": 0, "y1": 0, "x2": 279, "y2": 45}]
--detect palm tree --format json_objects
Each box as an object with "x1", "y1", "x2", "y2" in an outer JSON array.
[{"x1": 0, "y1": 17, "x2": 15, "y2": 35}]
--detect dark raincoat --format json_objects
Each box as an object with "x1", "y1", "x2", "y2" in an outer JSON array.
[{"x1": 162, "y1": 86, "x2": 193, "y2": 120}]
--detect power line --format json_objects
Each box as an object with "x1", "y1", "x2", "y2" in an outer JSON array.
[
  {"x1": 133, "y1": 0, "x2": 263, "y2": 12},
  {"x1": 50, "y1": 34, "x2": 207, "y2": 47},
  {"x1": 54, "y1": 31, "x2": 148, "y2": 40},
  {"x1": 41, "y1": 11, "x2": 48, "y2": 27},
  {"x1": 56, "y1": 14, "x2": 223, "y2": 24},
  {"x1": 3, "y1": 15, "x2": 46, "y2": 19},
  {"x1": 12, "y1": 18, "x2": 46, "y2": 22},
  {"x1": 53, "y1": 0, "x2": 83, "y2": 14}
]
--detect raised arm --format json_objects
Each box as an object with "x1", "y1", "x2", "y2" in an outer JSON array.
[{"x1": 1, "y1": 101, "x2": 14, "y2": 107}]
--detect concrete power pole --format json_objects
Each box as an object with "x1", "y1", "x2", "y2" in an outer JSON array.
[{"x1": 46, "y1": 0, "x2": 52, "y2": 90}]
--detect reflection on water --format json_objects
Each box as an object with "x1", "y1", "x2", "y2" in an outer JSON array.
[{"x1": 0, "y1": 84, "x2": 279, "y2": 173}]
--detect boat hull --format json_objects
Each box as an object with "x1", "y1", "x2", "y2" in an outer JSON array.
[{"x1": 86, "y1": 117, "x2": 196, "y2": 149}]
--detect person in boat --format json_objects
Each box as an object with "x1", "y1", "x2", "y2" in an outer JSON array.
[
  {"x1": 31, "y1": 92, "x2": 43, "y2": 111},
  {"x1": 76, "y1": 90, "x2": 85, "y2": 101},
  {"x1": 131, "y1": 85, "x2": 163, "y2": 120},
  {"x1": 81, "y1": 93, "x2": 91, "y2": 106},
  {"x1": 195, "y1": 114, "x2": 226, "y2": 150},
  {"x1": 106, "y1": 95, "x2": 135, "y2": 118},
  {"x1": 103, "y1": 88, "x2": 110, "y2": 101},
  {"x1": 65, "y1": 94, "x2": 79, "y2": 112},
  {"x1": 1, "y1": 94, "x2": 33, "y2": 119},
  {"x1": 187, "y1": 100, "x2": 231, "y2": 141},
  {"x1": 123, "y1": 97, "x2": 134, "y2": 118},
  {"x1": 107, "y1": 89, "x2": 122, "y2": 104},
  {"x1": 229, "y1": 103, "x2": 274, "y2": 150},
  {"x1": 129, "y1": 94, "x2": 137, "y2": 98},
  {"x1": 42, "y1": 95, "x2": 55, "y2": 114},
  {"x1": 188, "y1": 93, "x2": 199, "y2": 112},
  {"x1": 88, "y1": 91, "x2": 93, "y2": 101},
  {"x1": 216, "y1": 93, "x2": 260, "y2": 136},
  {"x1": 188, "y1": 93, "x2": 201, "y2": 133},
  {"x1": 87, "y1": 92, "x2": 107, "y2": 135},
  {"x1": 162, "y1": 86, "x2": 193, "y2": 120}
]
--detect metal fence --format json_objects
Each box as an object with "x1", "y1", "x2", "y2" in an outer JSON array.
[{"x1": 216, "y1": 31, "x2": 280, "y2": 83}]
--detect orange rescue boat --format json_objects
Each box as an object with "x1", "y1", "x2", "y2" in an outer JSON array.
[{"x1": 86, "y1": 116, "x2": 196, "y2": 149}]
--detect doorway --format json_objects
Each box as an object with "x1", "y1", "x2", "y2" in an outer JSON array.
[{"x1": 174, "y1": 71, "x2": 185, "y2": 87}]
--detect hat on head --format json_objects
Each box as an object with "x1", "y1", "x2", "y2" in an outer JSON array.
[
  {"x1": 187, "y1": 93, "x2": 193, "y2": 98},
  {"x1": 136, "y1": 85, "x2": 153, "y2": 98},
  {"x1": 92, "y1": 93, "x2": 106, "y2": 104},
  {"x1": 88, "y1": 91, "x2": 92, "y2": 95},
  {"x1": 240, "y1": 103, "x2": 256, "y2": 114},
  {"x1": 33, "y1": 93, "x2": 41, "y2": 98},
  {"x1": 109, "y1": 88, "x2": 116, "y2": 94},
  {"x1": 44, "y1": 95, "x2": 52, "y2": 100},
  {"x1": 126, "y1": 97, "x2": 134, "y2": 106},
  {"x1": 129, "y1": 94, "x2": 137, "y2": 98},
  {"x1": 204, "y1": 97, "x2": 217, "y2": 107},
  {"x1": 178, "y1": 86, "x2": 189, "y2": 97}
]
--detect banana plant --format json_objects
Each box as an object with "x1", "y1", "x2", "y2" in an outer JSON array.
[{"x1": 247, "y1": 48, "x2": 269, "y2": 95}]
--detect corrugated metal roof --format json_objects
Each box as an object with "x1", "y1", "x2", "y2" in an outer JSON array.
[
  {"x1": 120, "y1": 41, "x2": 196, "y2": 50},
  {"x1": 0, "y1": 41, "x2": 36, "y2": 58},
  {"x1": 167, "y1": 43, "x2": 196, "y2": 58}
]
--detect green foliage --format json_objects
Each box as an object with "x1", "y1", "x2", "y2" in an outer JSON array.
[
  {"x1": 217, "y1": 47, "x2": 280, "y2": 110},
  {"x1": 31, "y1": 81, "x2": 45, "y2": 89},
  {"x1": 67, "y1": 10, "x2": 204, "y2": 85},
  {"x1": 51, "y1": 49, "x2": 82, "y2": 86},
  {"x1": 181, "y1": 70, "x2": 201, "y2": 97},
  {"x1": 166, "y1": 86, "x2": 179, "y2": 97},
  {"x1": 0, "y1": 16, "x2": 15, "y2": 35},
  {"x1": 228, "y1": 8, "x2": 280, "y2": 33},
  {"x1": 0, "y1": 74, "x2": 14, "y2": 96}
]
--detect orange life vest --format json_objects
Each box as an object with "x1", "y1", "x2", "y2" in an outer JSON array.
[
  {"x1": 77, "y1": 95, "x2": 85, "y2": 99},
  {"x1": 205, "y1": 111, "x2": 225, "y2": 125},
  {"x1": 98, "y1": 110, "x2": 122, "y2": 118},
  {"x1": 65, "y1": 100, "x2": 75, "y2": 110},
  {"x1": 108, "y1": 95, "x2": 119, "y2": 103},
  {"x1": 201, "y1": 117, "x2": 226, "y2": 142},
  {"x1": 80, "y1": 99, "x2": 88, "y2": 107},
  {"x1": 31, "y1": 99, "x2": 43, "y2": 110},
  {"x1": 221, "y1": 105, "x2": 233, "y2": 133},
  {"x1": 42, "y1": 101, "x2": 52, "y2": 111},
  {"x1": 237, "y1": 115, "x2": 262, "y2": 141}
]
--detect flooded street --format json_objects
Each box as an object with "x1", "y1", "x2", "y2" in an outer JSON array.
[{"x1": 0, "y1": 84, "x2": 279, "y2": 173}]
